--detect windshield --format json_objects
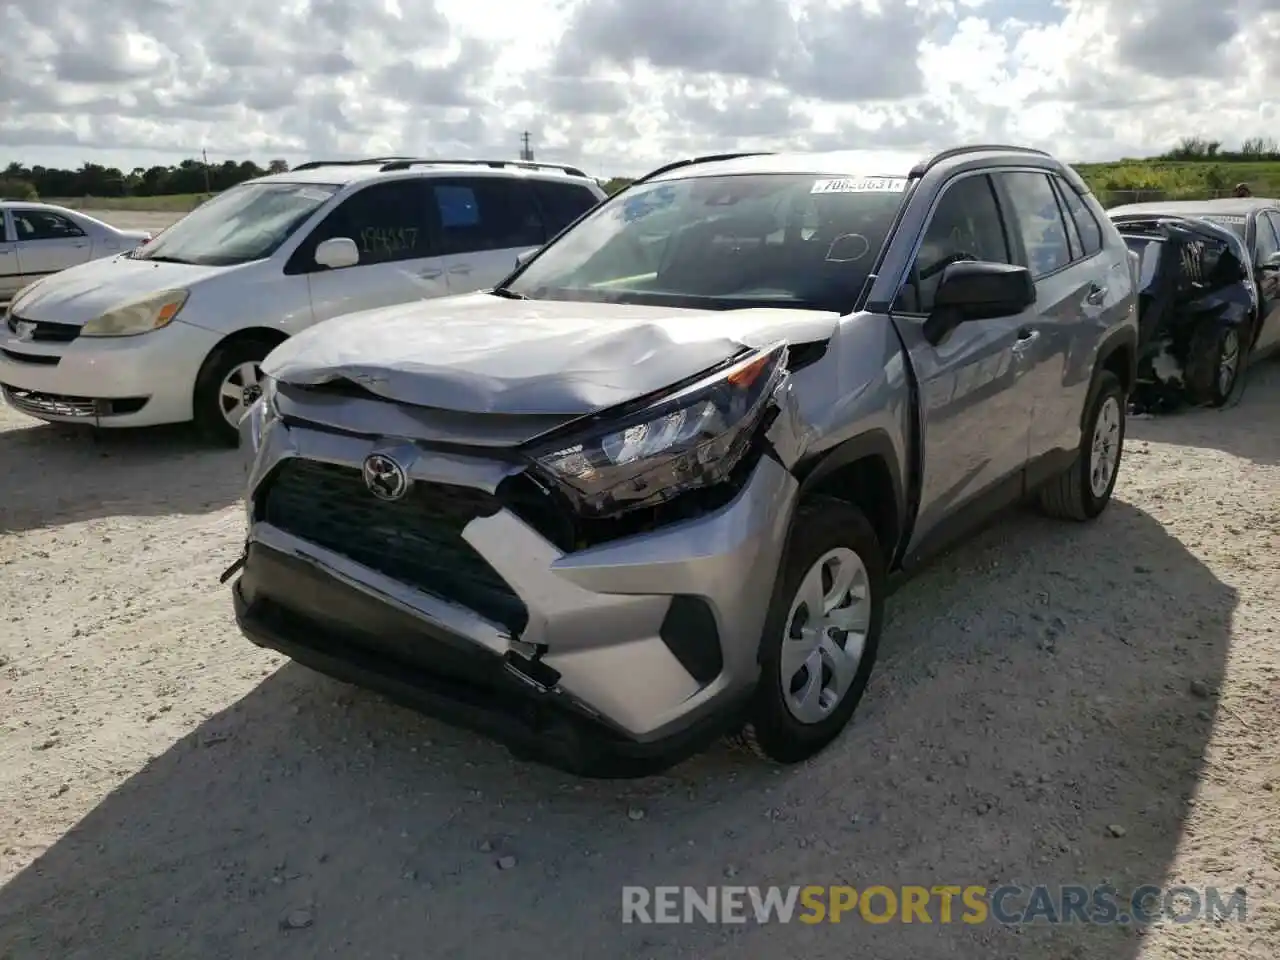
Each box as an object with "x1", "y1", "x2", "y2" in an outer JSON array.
[
  {"x1": 503, "y1": 173, "x2": 910, "y2": 312},
  {"x1": 132, "y1": 181, "x2": 340, "y2": 267}
]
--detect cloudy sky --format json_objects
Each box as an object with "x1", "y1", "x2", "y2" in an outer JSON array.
[{"x1": 4, "y1": 0, "x2": 1280, "y2": 177}]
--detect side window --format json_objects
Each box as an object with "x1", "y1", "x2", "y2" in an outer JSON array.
[
  {"x1": 1054, "y1": 177, "x2": 1104, "y2": 257},
  {"x1": 997, "y1": 172, "x2": 1073, "y2": 279},
  {"x1": 287, "y1": 181, "x2": 435, "y2": 273},
  {"x1": 14, "y1": 211, "x2": 87, "y2": 241},
  {"x1": 1254, "y1": 212, "x2": 1280, "y2": 264},
  {"x1": 532, "y1": 181, "x2": 601, "y2": 236},
  {"x1": 432, "y1": 179, "x2": 545, "y2": 255},
  {"x1": 894, "y1": 174, "x2": 1010, "y2": 315},
  {"x1": 1049, "y1": 178, "x2": 1083, "y2": 260}
]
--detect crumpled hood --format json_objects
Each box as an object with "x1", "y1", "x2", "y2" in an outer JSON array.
[
  {"x1": 10, "y1": 255, "x2": 229, "y2": 324},
  {"x1": 263, "y1": 292, "x2": 839, "y2": 415}
]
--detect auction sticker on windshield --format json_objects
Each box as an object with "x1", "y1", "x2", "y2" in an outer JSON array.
[{"x1": 811, "y1": 177, "x2": 909, "y2": 194}]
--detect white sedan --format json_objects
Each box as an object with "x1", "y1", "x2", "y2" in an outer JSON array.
[{"x1": 0, "y1": 201, "x2": 152, "y2": 302}]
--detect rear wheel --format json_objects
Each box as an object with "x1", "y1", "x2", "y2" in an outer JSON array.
[
  {"x1": 193, "y1": 339, "x2": 273, "y2": 446},
  {"x1": 1185, "y1": 322, "x2": 1243, "y2": 407},
  {"x1": 738, "y1": 499, "x2": 885, "y2": 764}
]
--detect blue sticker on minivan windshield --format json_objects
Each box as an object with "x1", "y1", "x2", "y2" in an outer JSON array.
[{"x1": 621, "y1": 185, "x2": 678, "y2": 222}]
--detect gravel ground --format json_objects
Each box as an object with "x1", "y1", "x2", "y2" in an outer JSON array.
[{"x1": 0, "y1": 219, "x2": 1277, "y2": 956}]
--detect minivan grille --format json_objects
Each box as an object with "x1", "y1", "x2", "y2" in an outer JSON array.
[
  {"x1": 7, "y1": 313, "x2": 82, "y2": 343},
  {"x1": 258, "y1": 459, "x2": 528, "y2": 634}
]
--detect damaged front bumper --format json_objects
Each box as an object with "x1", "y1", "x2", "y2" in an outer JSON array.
[{"x1": 229, "y1": 399, "x2": 801, "y2": 776}]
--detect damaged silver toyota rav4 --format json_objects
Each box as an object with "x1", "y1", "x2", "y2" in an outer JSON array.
[{"x1": 227, "y1": 145, "x2": 1139, "y2": 776}]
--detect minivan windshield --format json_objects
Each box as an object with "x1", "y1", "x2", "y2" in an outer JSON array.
[
  {"x1": 132, "y1": 181, "x2": 340, "y2": 267},
  {"x1": 502, "y1": 173, "x2": 910, "y2": 312}
]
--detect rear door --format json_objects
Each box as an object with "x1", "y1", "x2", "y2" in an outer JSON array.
[
  {"x1": 428, "y1": 178, "x2": 547, "y2": 291},
  {"x1": 10, "y1": 207, "x2": 93, "y2": 280},
  {"x1": 1254, "y1": 211, "x2": 1280, "y2": 353},
  {"x1": 993, "y1": 170, "x2": 1130, "y2": 468},
  {"x1": 0, "y1": 209, "x2": 19, "y2": 300},
  {"x1": 285, "y1": 179, "x2": 448, "y2": 328}
]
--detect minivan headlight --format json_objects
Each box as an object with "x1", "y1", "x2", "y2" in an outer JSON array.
[
  {"x1": 529, "y1": 342, "x2": 787, "y2": 517},
  {"x1": 81, "y1": 289, "x2": 189, "y2": 337}
]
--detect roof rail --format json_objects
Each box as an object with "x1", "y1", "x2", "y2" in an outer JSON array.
[
  {"x1": 376, "y1": 158, "x2": 589, "y2": 178},
  {"x1": 632, "y1": 152, "x2": 775, "y2": 186},
  {"x1": 290, "y1": 157, "x2": 418, "y2": 172},
  {"x1": 909, "y1": 144, "x2": 1052, "y2": 178}
]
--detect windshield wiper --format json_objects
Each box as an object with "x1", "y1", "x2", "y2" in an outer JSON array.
[{"x1": 489, "y1": 286, "x2": 527, "y2": 300}]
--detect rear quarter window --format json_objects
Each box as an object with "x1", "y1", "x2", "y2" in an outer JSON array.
[{"x1": 533, "y1": 181, "x2": 602, "y2": 236}]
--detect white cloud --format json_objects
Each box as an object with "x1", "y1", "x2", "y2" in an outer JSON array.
[{"x1": 3, "y1": 0, "x2": 1280, "y2": 177}]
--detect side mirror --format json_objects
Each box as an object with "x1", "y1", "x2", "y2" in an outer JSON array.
[
  {"x1": 1258, "y1": 250, "x2": 1280, "y2": 272},
  {"x1": 923, "y1": 261, "x2": 1035, "y2": 345},
  {"x1": 315, "y1": 237, "x2": 360, "y2": 270},
  {"x1": 515, "y1": 246, "x2": 540, "y2": 267}
]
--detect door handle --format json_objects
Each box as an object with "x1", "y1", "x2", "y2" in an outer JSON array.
[
  {"x1": 417, "y1": 269, "x2": 443, "y2": 280},
  {"x1": 1085, "y1": 284, "x2": 1107, "y2": 306},
  {"x1": 448, "y1": 265, "x2": 472, "y2": 275}
]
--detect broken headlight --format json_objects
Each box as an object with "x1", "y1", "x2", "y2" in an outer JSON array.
[{"x1": 530, "y1": 342, "x2": 787, "y2": 517}]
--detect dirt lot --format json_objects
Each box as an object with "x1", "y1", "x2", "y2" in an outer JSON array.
[{"x1": 0, "y1": 348, "x2": 1278, "y2": 956}]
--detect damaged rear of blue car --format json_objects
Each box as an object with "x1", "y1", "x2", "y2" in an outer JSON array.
[{"x1": 1113, "y1": 214, "x2": 1256, "y2": 411}]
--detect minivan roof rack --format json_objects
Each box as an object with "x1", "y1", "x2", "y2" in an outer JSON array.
[
  {"x1": 909, "y1": 144, "x2": 1052, "y2": 178},
  {"x1": 290, "y1": 157, "x2": 418, "y2": 172},
  {"x1": 632, "y1": 152, "x2": 776, "y2": 185},
  {"x1": 376, "y1": 158, "x2": 589, "y2": 178}
]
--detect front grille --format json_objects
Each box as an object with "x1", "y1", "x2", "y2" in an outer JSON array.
[
  {"x1": 7, "y1": 313, "x2": 82, "y2": 344},
  {"x1": 259, "y1": 459, "x2": 528, "y2": 634},
  {"x1": 0, "y1": 387, "x2": 148, "y2": 418}
]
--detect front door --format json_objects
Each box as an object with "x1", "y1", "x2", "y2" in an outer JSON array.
[
  {"x1": 11, "y1": 207, "x2": 93, "y2": 282},
  {"x1": 284, "y1": 179, "x2": 450, "y2": 330},
  {"x1": 889, "y1": 171, "x2": 1038, "y2": 557},
  {"x1": 427, "y1": 178, "x2": 548, "y2": 294}
]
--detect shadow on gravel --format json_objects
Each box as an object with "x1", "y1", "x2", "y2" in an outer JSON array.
[
  {"x1": 1128, "y1": 359, "x2": 1280, "y2": 466},
  {"x1": 0, "y1": 421, "x2": 241, "y2": 533},
  {"x1": 0, "y1": 500, "x2": 1237, "y2": 960}
]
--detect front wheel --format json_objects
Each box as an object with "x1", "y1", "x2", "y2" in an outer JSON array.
[
  {"x1": 193, "y1": 339, "x2": 273, "y2": 447},
  {"x1": 1185, "y1": 322, "x2": 1243, "y2": 407},
  {"x1": 1038, "y1": 369, "x2": 1126, "y2": 521},
  {"x1": 738, "y1": 499, "x2": 885, "y2": 765}
]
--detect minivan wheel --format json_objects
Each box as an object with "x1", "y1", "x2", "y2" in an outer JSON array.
[
  {"x1": 737, "y1": 498, "x2": 885, "y2": 765},
  {"x1": 1037, "y1": 369, "x2": 1125, "y2": 521},
  {"x1": 193, "y1": 338, "x2": 273, "y2": 447},
  {"x1": 1185, "y1": 322, "x2": 1243, "y2": 407}
]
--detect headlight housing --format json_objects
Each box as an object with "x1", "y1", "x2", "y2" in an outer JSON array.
[
  {"x1": 529, "y1": 342, "x2": 788, "y2": 517},
  {"x1": 81, "y1": 289, "x2": 189, "y2": 338},
  {"x1": 241, "y1": 374, "x2": 279, "y2": 456}
]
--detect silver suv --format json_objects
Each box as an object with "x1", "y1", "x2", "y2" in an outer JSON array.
[{"x1": 227, "y1": 145, "x2": 1138, "y2": 776}]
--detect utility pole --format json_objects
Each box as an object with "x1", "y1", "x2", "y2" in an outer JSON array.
[
  {"x1": 520, "y1": 131, "x2": 534, "y2": 162},
  {"x1": 202, "y1": 148, "x2": 212, "y2": 194}
]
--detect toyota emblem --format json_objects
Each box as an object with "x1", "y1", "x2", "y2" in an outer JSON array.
[
  {"x1": 14, "y1": 321, "x2": 35, "y2": 342},
  {"x1": 362, "y1": 453, "x2": 410, "y2": 501}
]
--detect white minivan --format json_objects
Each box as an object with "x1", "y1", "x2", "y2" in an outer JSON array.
[{"x1": 0, "y1": 158, "x2": 606, "y2": 443}]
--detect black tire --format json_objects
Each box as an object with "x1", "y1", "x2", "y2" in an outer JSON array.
[
  {"x1": 1038, "y1": 369, "x2": 1125, "y2": 521},
  {"x1": 738, "y1": 498, "x2": 885, "y2": 765},
  {"x1": 193, "y1": 338, "x2": 274, "y2": 447},
  {"x1": 1184, "y1": 322, "x2": 1244, "y2": 407}
]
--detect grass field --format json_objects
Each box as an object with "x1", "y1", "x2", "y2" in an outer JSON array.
[{"x1": 43, "y1": 193, "x2": 211, "y2": 213}]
